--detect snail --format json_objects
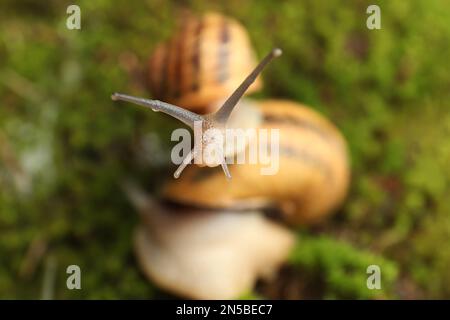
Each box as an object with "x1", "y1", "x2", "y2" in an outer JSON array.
[
  {"x1": 147, "y1": 12, "x2": 262, "y2": 113},
  {"x1": 115, "y1": 11, "x2": 350, "y2": 299}
]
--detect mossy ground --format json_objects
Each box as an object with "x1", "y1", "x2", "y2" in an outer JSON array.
[{"x1": 0, "y1": 0, "x2": 449, "y2": 299}]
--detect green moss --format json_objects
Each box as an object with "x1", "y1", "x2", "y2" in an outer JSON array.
[
  {"x1": 1, "y1": 0, "x2": 449, "y2": 299},
  {"x1": 289, "y1": 234, "x2": 398, "y2": 299}
]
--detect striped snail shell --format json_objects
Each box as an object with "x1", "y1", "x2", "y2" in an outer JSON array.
[
  {"x1": 148, "y1": 12, "x2": 262, "y2": 113},
  {"x1": 162, "y1": 99, "x2": 350, "y2": 225}
]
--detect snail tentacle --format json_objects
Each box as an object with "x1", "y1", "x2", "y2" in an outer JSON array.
[
  {"x1": 174, "y1": 148, "x2": 197, "y2": 179},
  {"x1": 213, "y1": 48, "x2": 282, "y2": 124},
  {"x1": 220, "y1": 160, "x2": 232, "y2": 180},
  {"x1": 111, "y1": 93, "x2": 203, "y2": 128}
]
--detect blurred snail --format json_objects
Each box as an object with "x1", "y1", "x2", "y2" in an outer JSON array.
[
  {"x1": 125, "y1": 183, "x2": 294, "y2": 300},
  {"x1": 114, "y1": 12, "x2": 350, "y2": 299}
]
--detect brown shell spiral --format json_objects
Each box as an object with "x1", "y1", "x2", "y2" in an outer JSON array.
[{"x1": 148, "y1": 12, "x2": 262, "y2": 113}]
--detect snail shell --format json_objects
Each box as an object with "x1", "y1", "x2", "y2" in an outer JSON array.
[
  {"x1": 126, "y1": 185, "x2": 295, "y2": 300},
  {"x1": 148, "y1": 12, "x2": 262, "y2": 113},
  {"x1": 162, "y1": 99, "x2": 350, "y2": 225}
]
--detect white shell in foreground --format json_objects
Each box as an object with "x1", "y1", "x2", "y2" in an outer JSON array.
[{"x1": 133, "y1": 199, "x2": 295, "y2": 299}]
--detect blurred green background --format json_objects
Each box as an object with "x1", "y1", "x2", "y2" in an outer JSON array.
[{"x1": 1, "y1": 0, "x2": 450, "y2": 299}]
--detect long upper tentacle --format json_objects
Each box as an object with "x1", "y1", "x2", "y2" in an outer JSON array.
[
  {"x1": 212, "y1": 48, "x2": 282, "y2": 124},
  {"x1": 112, "y1": 93, "x2": 203, "y2": 128}
]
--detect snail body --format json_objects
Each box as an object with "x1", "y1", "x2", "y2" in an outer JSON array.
[{"x1": 113, "y1": 47, "x2": 281, "y2": 179}]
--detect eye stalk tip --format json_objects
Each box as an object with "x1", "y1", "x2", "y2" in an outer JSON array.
[
  {"x1": 111, "y1": 93, "x2": 119, "y2": 101},
  {"x1": 272, "y1": 48, "x2": 282, "y2": 58}
]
